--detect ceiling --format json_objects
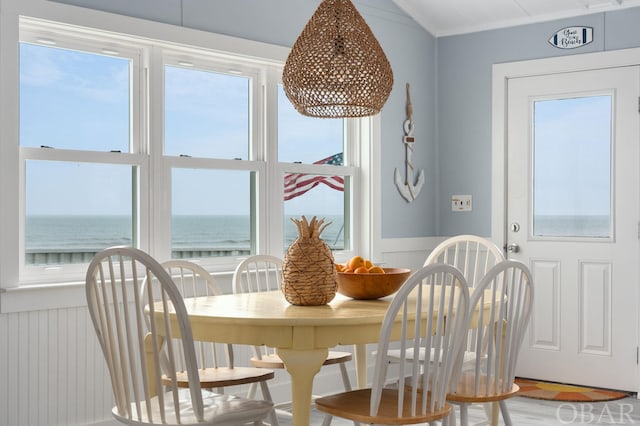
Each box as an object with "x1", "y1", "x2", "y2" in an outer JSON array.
[{"x1": 392, "y1": 0, "x2": 640, "y2": 37}]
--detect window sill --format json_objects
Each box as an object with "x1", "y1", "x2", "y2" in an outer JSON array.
[
  {"x1": 1, "y1": 281, "x2": 86, "y2": 314},
  {"x1": 0, "y1": 269, "x2": 237, "y2": 314}
]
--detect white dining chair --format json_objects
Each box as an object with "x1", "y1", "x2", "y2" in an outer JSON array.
[
  {"x1": 159, "y1": 260, "x2": 279, "y2": 426},
  {"x1": 446, "y1": 259, "x2": 534, "y2": 426},
  {"x1": 424, "y1": 235, "x2": 505, "y2": 287},
  {"x1": 315, "y1": 263, "x2": 471, "y2": 425},
  {"x1": 386, "y1": 235, "x2": 505, "y2": 424},
  {"x1": 86, "y1": 246, "x2": 273, "y2": 425}
]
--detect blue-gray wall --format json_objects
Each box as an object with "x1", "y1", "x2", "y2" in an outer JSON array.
[
  {"x1": 436, "y1": 7, "x2": 640, "y2": 236},
  {"x1": 49, "y1": 0, "x2": 640, "y2": 239}
]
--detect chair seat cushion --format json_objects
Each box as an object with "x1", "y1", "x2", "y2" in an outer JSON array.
[
  {"x1": 113, "y1": 389, "x2": 273, "y2": 425},
  {"x1": 164, "y1": 366, "x2": 275, "y2": 388},
  {"x1": 251, "y1": 351, "x2": 352, "y2": 369},
  {"x1": 447, "y1": 372, "x2": 520, "y2": 403},
  {"x1": 315, "y1": 388, "x2": 451, "y2": 424}
]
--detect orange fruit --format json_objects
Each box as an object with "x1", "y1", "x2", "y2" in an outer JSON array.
[
  {"x1": 347, "y1": 256, "x2": 365, "y2": 271},
  {"x1": 364, "y1": 259, "x2": 373, "y2": 269},
  {"x1": 335, "y1": 263, "x2": 344, "y2": 272},
  {"x1": 368, "y1": 266, "x2": 384, "y2": 274},
  {"x1": 354, "y1": 266, "x2": 369, "y2": 274}
]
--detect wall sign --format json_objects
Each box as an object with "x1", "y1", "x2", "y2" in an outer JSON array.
[{"x1": 549, "y1": 26, "x2": 593, "y2": 49}]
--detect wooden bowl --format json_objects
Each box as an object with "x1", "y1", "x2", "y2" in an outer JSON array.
[{"x1": 336, "y1": 267, "x2": 412, "y2": 300}]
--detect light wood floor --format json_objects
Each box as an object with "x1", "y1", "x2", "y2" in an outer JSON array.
[{"x1": 274, "y1": 395, "x2": 640, "y2": 425}]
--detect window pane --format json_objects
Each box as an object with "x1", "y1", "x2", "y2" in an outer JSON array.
[
  {"x1": 533, "y1": 96, "x2": 612, "y2": 238},
  {"x1": 20, "y1": 43, "x2": 131, "y2": 152},
  {"x1": 283, "y1": 172, "x2": 348, "y2": 251},
  {"x1": 278, "y1": 85, "x2": 344, "y2": 163},
  {"x1": 25, "y1": 161, "x2": 134, "y2": 265},
  {"x1": 172, "y1": 169, "x2": 252, "y2": 258},
  {"x1": 165, "y1": 66, "x2": 249, "y2": 159}
]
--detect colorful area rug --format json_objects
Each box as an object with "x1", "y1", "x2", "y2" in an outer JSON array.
[{"x1": 515, "y1": 378, "x2": 629, "y2": 402}]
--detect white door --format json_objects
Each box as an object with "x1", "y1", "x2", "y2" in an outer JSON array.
[{"x1": 506, "y1": 66, "x2": 640, "y2": 391}]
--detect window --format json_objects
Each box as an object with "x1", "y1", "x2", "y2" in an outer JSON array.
[
  {"x1": 532, "y1": 95, "x2": 612, "y2": 238},
  {"x1": 278, "y1": 85, "x2": 352, "y2": 251},
  {"x1": 162, "y1": 56, "x2": 260, "y2": 262},
  {"x1": 19, "y1": 27, "x2": 144, "y2": 283},
  {"x1": 25, "y1": 161, "x2": 135, "y2": 265},
  {"x1": 12, "y1": 19, "x2": 363, "y2": 285},
  {"x1": 164, "y1": 65, "x2": 250, "y2": 160},
  {"x1": 19, "y1": 43, "x2": 132, "y2": 152}
]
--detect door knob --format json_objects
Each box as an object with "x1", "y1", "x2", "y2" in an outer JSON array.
[{"x1": 506, "y1": 243, "x2": 520, "y2": 253}]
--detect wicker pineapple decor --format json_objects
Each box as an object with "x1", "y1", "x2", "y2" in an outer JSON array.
[{"x1": 282, "y1": 216, "x2": 337, "y2": 306}]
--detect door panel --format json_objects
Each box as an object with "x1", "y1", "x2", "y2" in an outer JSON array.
[
  {"x1": 507, "y1": 66, "x2": 639, "y2": 391},
  {"x1": 529, "y1": 259, "x2": 560, "y2": 350}
]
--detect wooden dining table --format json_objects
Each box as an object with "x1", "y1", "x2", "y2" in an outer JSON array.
[{"x1": 148, "y1": 288, "x2": 495, "y2": 426}]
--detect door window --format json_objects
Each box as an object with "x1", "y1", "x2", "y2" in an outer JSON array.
[{"x1": 532, "y1": 95, "x2": 612, "y2": 238}]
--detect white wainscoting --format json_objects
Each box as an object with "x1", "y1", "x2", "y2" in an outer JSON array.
[{"x1": 0, "y1": 306, "x2": 113, "y2": 426}]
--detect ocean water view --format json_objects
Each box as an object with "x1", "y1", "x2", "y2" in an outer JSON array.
[
  {"x1": 25, "y1": 214, "x2": 345, "y2": 265},
  {"x1": 25, "y1": 214, "x2": 608, "y2": 265}
]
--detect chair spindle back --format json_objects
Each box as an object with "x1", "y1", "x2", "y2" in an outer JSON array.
[
  {"x1": 86, "y1": 246, "x2": 204, "y2": 423},
  {"x1": 371, "y1": 264, "x2": 471, "y2": 418}
]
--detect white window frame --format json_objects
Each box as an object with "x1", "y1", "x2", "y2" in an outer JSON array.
[
  {"x1": 2, "y1": 12, "x2": 367, "y2": 294},
  {"x1": 18, "y1": 24, "x2": 149, "y2": 285},
  {"x1": 153, "y1": 50, "x2": 266, "y2": 270}
]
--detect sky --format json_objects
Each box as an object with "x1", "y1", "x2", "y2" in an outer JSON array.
[{"x1": 533, "y1": 95, "x2": 611, "y2": 217}]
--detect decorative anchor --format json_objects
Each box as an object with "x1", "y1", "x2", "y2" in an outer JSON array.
[{"x1": 394, "y1": 83, "x2": 425, "y2": 202}]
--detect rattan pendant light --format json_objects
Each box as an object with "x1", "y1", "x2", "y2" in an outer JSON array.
[{"x1": 282, "y1": 0, "x2": 394, "y2": 118}]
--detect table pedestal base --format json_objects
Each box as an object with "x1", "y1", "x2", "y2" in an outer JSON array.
[{"x1": 277, "y1": 348, "x2": 328, "y2": 426}]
